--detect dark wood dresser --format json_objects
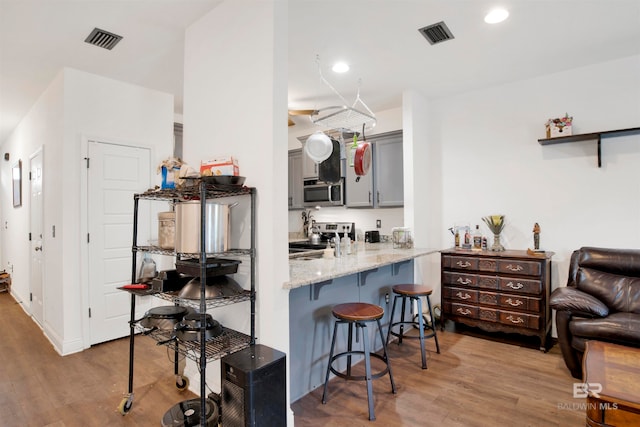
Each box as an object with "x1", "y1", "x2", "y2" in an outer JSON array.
[{"x1": 440, "y1": 249, "x2": 554, "y2": 351}]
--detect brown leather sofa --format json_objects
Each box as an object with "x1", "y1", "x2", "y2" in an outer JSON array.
[{"x1": 549, "y1": 246, "x2": 640, "y2": 378}]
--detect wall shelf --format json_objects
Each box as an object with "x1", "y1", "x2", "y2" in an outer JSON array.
[{"x1": 538, "y1": 126, "x2": 640, "y2": 167}]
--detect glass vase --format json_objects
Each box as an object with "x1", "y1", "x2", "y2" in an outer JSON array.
[{"x1": 491, "y1": 233, "x2": 505, "y2": 252}]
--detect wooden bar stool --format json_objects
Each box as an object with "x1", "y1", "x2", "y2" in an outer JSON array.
[
  {"x1": 322, "y1": 302, "x2": 396, "y2": 421},
  {"x1": 386, "y1": 284, "x2": 440, "y2": 369}
]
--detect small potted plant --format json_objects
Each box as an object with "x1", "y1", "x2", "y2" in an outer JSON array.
[{"x1": 482, "y1": 215, "x2": 506, "y2": 252}]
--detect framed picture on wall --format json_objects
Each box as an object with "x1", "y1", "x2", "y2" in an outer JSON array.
[{"x1": 12, "y1": 160, "x2": 21, "y2": 207}]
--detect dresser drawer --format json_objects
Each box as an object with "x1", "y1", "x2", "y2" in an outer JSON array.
[
  {"x1": 498, "y1": 277, "x2": 542, "y2": 295},
  {"x1": 444, "y1": 286, "x2": 478, "y2": 303},
  {"x1": 497, "y1": 259, "x2": 541, "y2": 276},
  {"x1": 479, "y1": 307, "x2": 499, "y2": 323},
  {"x1": 448, "y1": 256, "x2": 479, "y2": 270},
  {"x1": 477, "y1": 274, "x2": 499, "y2": 290},
  {"x1": 478, "y1": 291, "x2": 498, "y2": 306},
  {"x1": 478, "y1": 258, "x2": 498, "y2": 272},
  {"x1": 450, "y1": 303, "x2": 478, "y2": 319},
  {"x1": 499, "y1": 310, "x2": 540, "y2": 330},
  {"x1": 498, "y1": 294, "x2": 541, "y2": 312},
  {"x1": 443, "y1": 271, "x2": 476, "y2": 287}
]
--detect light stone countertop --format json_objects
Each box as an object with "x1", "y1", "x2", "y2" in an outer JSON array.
[{"x1": 285, "y1": 243, "x2": 440, "y2": 289}]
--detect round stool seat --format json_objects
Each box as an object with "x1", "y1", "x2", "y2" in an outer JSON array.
[
  {"x1": 392, "y1": 284, "x2": 433, "y2": 297},
  {"x1": 332, "y1": 302, "x2": 384, "y2": 322}
]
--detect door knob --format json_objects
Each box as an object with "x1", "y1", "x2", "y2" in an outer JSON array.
[{"x1": 35, "y1": 246, "x2": 43, "y2": 251}]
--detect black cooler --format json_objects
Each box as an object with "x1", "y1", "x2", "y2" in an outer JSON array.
[{"x1": 221, "y1": 344, "x2": 286, "y2": 427}]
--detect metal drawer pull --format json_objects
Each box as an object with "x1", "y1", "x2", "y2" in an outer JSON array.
[
  {"x1": 456, "y1": 261, "x2": 471, "y2": 267},
  {"x1": 506, "y1": 315, "x2": 525, "y2": 324},
  {"x1": 456, "y1": 292, "x2": 472, "y2": 300},
  {"x1": 506, "y1": 264, "x2": 524, "y2": 272},
  {"x1": 457, "y1": 308, "x2": 472, "y2": 315},
  {"x1": 505, "y1": 298, "x2": 523, "y2": 307},
  {"x1": 506, "y1": 281, "x2": 524, "y2": 290},
  {"x1": 456, "y1": 277, "x2": 472, "y2": 285}
]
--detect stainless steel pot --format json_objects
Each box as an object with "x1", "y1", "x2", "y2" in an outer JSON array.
[
  {"x1": 177, "y1": 276, "x2": 244, "y2": 300},
  {"x1": 175, "y1": 201, "x2": 237, "y2": 253}
]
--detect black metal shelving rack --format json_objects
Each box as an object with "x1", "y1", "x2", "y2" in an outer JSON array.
[{"x1": 118, "y1": 182, "x2": 256, "y2": 426}]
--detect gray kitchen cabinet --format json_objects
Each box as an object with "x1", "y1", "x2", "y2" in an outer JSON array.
[
  {"x1": 373, "y1": 131, "x2": 403, "y2": 207},
  {"x1": 288, "y1": 149, "x2": 304, "y2": 209},
  {"x1": 301, "y1": 143, "x2": 319, "y2": 179},
  {"x1": 345, "y1": 143, "x2": 374, "y2": 207}
]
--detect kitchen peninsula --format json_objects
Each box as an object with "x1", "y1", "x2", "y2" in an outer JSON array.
[{"x1": 286, "y1": 243, "x2": 438, "y2": 402}]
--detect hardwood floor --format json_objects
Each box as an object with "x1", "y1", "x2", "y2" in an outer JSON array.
[
  {"x1": 1, "y1": 291, "x2": 586, "y2": 426},
  {"x1": 0, "y1": 292, "x2": 196, "y2": 427},
  {"x1": 292, "y1": 324, "x2": 586, "y2": 427}
]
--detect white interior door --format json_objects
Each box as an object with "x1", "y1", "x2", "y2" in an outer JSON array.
[
  {"x1": 30, "y1": 149, "x2": 44, "y2": 326},
  {"x1": 87, "y1": 141, "x2": 151, "y2": 345}
]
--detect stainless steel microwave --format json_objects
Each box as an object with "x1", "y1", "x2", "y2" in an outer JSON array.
[{"x1": 303, "y1": 179, "x2": 344, "y2": 207}]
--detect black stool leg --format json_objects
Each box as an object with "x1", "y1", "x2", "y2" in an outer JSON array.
[
  {"x1": 347, "y1": 321, "x2": 354, "y2": 377},
  {"x1": 322, "y1": 320, "x2": 340, "y2": 404},
  {"x1": 376, "y1": 318, "x2": 396, "y2": 394},
  {"x1": 386, "y1": 294, "x2": 398, "y2": 347},
  {"x1": 426, "y1": 295, "x2": 440, "y2": 354},
  {"x1": 398, "y1": 295, "x2": 407, "y2": 344},
  {"x1": 415, "y1": 296, "x2": 427, "y2": 369},
  {"x1": 360, "y1": 322, "x2": 375, "y2": 421}
]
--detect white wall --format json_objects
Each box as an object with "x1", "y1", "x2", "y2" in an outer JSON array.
[
  {"x1": 0, "y1": 71, "x2": 64, "y2": 334},
  {"x1": 403, "y1": 90, "x2": 443, "y2": 304},
  {"x1": 183, "y1": 0, "x2": 290, "y2": 420},
  {"x1": 433, "y1": 54, "x2": 640, "y2": 294},
  {"x1": 0, "y1": 68, "x2": 173, "y2": 354}
]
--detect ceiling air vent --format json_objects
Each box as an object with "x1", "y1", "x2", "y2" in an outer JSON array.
[
  {"x1": 84, "y1": 28, "x2": 123, "y2": 50},
  {"x1": 418, "y1": 21, "x2": 454, "y2": 45}
]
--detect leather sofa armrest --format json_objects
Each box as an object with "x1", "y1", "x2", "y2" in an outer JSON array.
[{"x1": 549, "y1": 286, "x2": 609, "y2": 318}]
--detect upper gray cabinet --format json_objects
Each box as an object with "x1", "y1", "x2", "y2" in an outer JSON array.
[
  {"x1": 345, "y1": 144, "x2": 374, "y2": 207},
  {"x1": 373, "y1": 131, "x2": 403, "y2": 207},
  {"x1": 300, "y1": 143, "x2": 319, "y2": 179},
  {"x1": 288, "y1": 149, "x2": 304, "y2": 209},
  {"x1": 345, "y1": 130, "x2": 403, "y2": 208}
]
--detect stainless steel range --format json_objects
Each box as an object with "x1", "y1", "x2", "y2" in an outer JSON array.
[
  {"x1": 289, "y1": 222, "x2": 355, "y2": 254},
  {"x1": 313, "y1": 222, "x2": 355, "y2": 242}
]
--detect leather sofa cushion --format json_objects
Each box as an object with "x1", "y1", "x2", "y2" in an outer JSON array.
[
  {"x1": 570, "y1": 312, "x2": 640, "y2": 352},
  {"x1": 549, "y1": 286, "x2": 609, "y2": 317},
  {"x1": 576, "y1": 268, "x2": 640, "y2": 314},
  {"x1": 578, "y1": 247, "x2": 640, "y2": 277}
]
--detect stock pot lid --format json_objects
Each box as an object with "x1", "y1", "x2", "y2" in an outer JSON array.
[{"x1": 145, "y1": 305, "x2": 189, "y2": 319}]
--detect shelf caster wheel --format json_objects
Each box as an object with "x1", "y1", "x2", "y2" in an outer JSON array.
[
  {"x1": 117, "y1": 394, "x2": 133, "y2": 415},
  {"x1": 176, "y1": 375, "x2": 189, "y2": 392}
]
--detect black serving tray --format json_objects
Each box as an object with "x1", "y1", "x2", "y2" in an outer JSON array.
[{"x1": 175, "y1": 258, "x2": 241, "y2": 277}]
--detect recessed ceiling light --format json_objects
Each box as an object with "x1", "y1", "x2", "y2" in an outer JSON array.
[
  {"x1": 332, "y1": 62, "x2": 349, "y2": 73},
  {"x1": 484, "y1": 8, "x2": 509, "y2": 24}
]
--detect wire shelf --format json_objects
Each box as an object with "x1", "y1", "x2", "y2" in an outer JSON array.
[
  {"x1": 133, "y1": 246, "x2": 253, "y2": 258},
  {"x1": 153, "y1": 290, "x2": 253, "y2": 310},
  {"x1": 137, "y1": 326, "x2": 252, "y2": 363},
  {"x1": 135, "y1": 185, "x2": 254, "y2": 202}
]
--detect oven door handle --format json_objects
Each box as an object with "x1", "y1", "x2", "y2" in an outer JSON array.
[{"x1": 327, "y1": 185, "x2": 334, "y2": 202}]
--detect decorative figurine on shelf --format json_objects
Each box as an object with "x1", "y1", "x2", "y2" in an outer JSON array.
[
  {"x1": 533, "y1": 222, "x2": 541, "y2": 250},
  {"x1": 482, "y1": 215, "x2": 506, "y2": 252}
]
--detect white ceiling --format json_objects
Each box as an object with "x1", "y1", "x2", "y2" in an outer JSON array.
[{"x1": 2, "y1": 0, "x2": 640, "y2": 143}]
